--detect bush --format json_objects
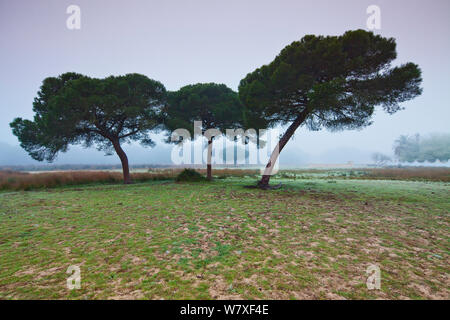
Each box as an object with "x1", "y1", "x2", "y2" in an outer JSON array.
[{"x1": 175, "y1": 169, "x2": 206, "y2": 182}]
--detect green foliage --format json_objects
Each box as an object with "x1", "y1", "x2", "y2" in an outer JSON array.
[
  {"x1": 165, "y1": 83, "x2": 245, "y2": 179},
  {"x1": 165, "y1": 83, "x2": 243, "y2": 139},
  {"x1": 394, "y1": 133, "x2": 450, "y2": 163},
  {"x1": 10, "y1": 73, "x2": 166, "y2": 161},
  {"x1": 239, "y1": 29, "x2": 422, "y2": 131},
  {"x1": 175, "y1": 169, "x2": 206, "y2": 182}
]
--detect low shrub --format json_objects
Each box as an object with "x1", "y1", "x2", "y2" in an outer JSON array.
[
  {"x1": 0, "y1": 170, "x2": 175, "y2": 190},
  {"x1": 175, "y1": 169, "x2": 206, "y2": 182}
]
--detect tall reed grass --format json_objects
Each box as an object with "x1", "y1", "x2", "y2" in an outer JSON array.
[
  {"x1": 0, "y1": 168, "x2": 260, "y2": 190},
  {"x1": 363, "y1": 167, "x2": 450, "y2": 182}
]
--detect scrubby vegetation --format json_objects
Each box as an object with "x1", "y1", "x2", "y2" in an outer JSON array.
[
  {"x1": 0, "y1": 170, "x2": 172, "y2": 191},
  {"x1": 175, "y1": 169, "x2": 206, "y2": 182},
  {"x1": 363, "y1": 167, "x2": 450, "y2": 182},
  {"x1": 278, "y1": 167, "x2": 450, "y2": 182},
  {"x1": 1, "y1": 167, "x2": 449, "y2": 191}
]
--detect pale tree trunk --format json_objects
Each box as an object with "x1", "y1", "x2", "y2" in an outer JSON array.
[
  {"x1": 258, "y1": 110, "x2": 309, "y2": 189},
  {"x1": 112, "y1": 139, "x2": 132, "y2": 184},
  {"x1": 206, "y1": 138, "x2": 213, "y2": 181}
]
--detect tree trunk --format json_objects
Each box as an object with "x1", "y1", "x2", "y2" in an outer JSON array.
[
  {"x1": 206, "y1": 138, "x2": 213, "y2": 181},
  {"x1": 258, "y1": 110, "x2": 309, "y2": 189},
  {"x1": 112, "y1": 139, "x2": 132, "y2": 184}
]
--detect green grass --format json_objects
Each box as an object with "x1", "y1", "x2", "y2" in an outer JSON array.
[{"x1": 0, "y1": 177, "x2": 448, "y2": 299}]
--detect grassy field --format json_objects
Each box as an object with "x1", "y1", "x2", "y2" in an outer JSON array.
[{"x1": 0, "y1": 174, "x2": 449, "y2": 299}]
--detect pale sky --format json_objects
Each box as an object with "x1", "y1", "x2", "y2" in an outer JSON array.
[{"x1": 1, "y1": 0, "x2": 449, "y2": 165}]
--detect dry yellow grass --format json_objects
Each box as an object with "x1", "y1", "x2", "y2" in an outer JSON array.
[
  {"x1": 364, "y1": 167, "x2": 450, "y2": 182},
  {"x1": 0, "y1": 170, "x2": 168, "y2": 191},
  {"x1": 0, "y1": 168, "x2": 260, "y2": 190}
]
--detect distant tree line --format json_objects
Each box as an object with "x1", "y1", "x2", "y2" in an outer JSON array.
[
  {"x1": 394, "y1": 133, "x2": 450, "y2": 163},
  {"x1": 371, "y1": 133, "x2": 450, "y2": 166}
]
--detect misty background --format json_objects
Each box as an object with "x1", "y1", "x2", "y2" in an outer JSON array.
[{"x1": 1, "y1": 0, "x2": 449, "y2": 167}]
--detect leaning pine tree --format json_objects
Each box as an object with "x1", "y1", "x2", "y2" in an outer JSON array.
[
  {"x1": 10, "y1": 73, "x2": 166, "y2": 184},
  {"x1": 238, "y1": 30, "x2": 423, "y2": 189}
]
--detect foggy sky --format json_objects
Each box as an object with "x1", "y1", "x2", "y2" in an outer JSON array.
[{"x1": 1, "y1": 0, "x2": 449, "y2": 165}]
